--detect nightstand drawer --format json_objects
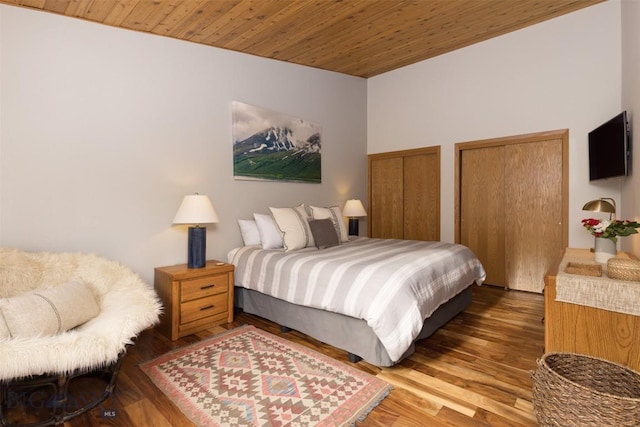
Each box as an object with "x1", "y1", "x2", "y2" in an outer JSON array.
[
  {"x1": 180, "y1": 274, "x2": 229, "y2": 302},
  {"x1": 180, "y1": 293, "x2": 228, "y2": 324}
]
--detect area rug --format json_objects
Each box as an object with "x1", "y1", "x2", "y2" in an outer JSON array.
[{"x1": 140, "y1": 325, "x2": 392, "y2": 426}]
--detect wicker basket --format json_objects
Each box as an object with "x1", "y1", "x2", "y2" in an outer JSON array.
[
  {"x1": 564, "y1": 262, "x2": 602, "y2": 277},
  {"x1": 607, "y1": 258, "x2": 640, "y2": 281},
  {"x1": 532, "y1": 352, "x2": 640, "y2": 426}
]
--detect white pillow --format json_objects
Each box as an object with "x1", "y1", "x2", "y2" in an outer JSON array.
[
  {"x1": 295, "y1": 204, "x2": 315, "y2": 248},
  {"x1": 0, "y1": 279, "x2": 99, "y2": 337},
  {"x1": 238, "y1": 219, "x2": 261, "y2": 246},
  {"x1": 253, "y1": 213, "x2": 283, "y2": 249},
  {"x1": 269, "y1": 204, "x2": 315, "y2": 252},
  {"x1": 309, "y1": 205, "x2": 349, "y2": 242}
]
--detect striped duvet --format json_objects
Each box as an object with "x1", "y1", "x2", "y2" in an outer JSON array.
[{"x1": 229, "y1": 237, "x2": 486, "y2": 362}]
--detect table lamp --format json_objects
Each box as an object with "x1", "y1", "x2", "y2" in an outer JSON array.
[
  {"x1": 582, "y1": 197, "x2": 616, "y2": 220},
  {"x1": 343, "y1": 199, "x2": 367, "y2": 236},
  {"x1": 173, "y1": 193, "x2": 219, "y2": 268}
]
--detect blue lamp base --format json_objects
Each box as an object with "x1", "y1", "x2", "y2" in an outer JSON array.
[
  {"x1": 348, "y1": 218, "x2": 359, "y2": 236},
  {"x1": 187, "y1": 226, "x2": 206, "y2": 268}
]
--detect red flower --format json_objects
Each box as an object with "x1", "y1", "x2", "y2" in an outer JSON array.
[
  {"x1": 582, "y1": 218, "x2": 600, "y2": 226},
  {"x1": 582, "y1": 217, "x2": 640, "y2": 242}
]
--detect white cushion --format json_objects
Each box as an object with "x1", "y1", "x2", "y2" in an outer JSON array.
[
  {"x1": 238, "y1": 219, "x2": 261, "y2": 246},
  {"x1": 269, "y1": 204, "x2": 315, "y2": 251},
  {"x1": 0, "y1": 313, "x2": 10, "y2": 339},
  {"x1": 294, "y1": 204, "x2": 315, "y2": 247},
  {"x1": 310, "y1": 205, "x2": 349, "y2": 242},
  {"x1": 254, "y1": 213, "x2": 284, "y2": 249},
  {"x1": 0, "y1": 278, "x2": 100, "y2": 337}
]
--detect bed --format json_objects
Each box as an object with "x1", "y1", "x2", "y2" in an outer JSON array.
[{"x1": 228, "y1": 236, "x2": 485, "y2": 367}]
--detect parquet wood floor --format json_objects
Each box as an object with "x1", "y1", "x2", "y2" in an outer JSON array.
[{"x1": 9, "y1": 285, "x2": 545, "y2": 426}]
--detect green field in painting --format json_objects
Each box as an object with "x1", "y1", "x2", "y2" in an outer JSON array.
[{"x1": 234, "y1": 150, "x2": 321, "y2": 183}]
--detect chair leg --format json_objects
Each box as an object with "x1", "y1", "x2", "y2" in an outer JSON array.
[{"x1": 0, "y1": 351, "x2": 126, "y2": 427}]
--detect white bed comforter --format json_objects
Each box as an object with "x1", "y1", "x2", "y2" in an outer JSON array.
[{"x1": 229, "y1": 237, "x2": 485, "y2": 362}]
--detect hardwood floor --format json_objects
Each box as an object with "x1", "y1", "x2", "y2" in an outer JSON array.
[{"x1": 6, "y1": 285, "x2": 545, "y2": 426}]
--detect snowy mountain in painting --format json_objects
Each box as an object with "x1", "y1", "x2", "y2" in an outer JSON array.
[{"x1": 235, "y1": 126, "x2": 321, "y2": 155}]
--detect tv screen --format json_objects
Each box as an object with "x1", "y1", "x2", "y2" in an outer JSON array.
[{"x1": 588, "y1": 111, "x2": 630, "y2": 181}]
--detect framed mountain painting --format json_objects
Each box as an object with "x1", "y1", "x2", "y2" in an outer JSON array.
[{"x1": 232, "y1": 101, "x2": 322, "y2": 183}]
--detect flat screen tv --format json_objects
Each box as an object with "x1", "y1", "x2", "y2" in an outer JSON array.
[{"x1": 588, "y1": 111, "x2": 630, "y2": 181}]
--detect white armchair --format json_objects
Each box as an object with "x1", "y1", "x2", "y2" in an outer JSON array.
[{"x1": 0, "y1": 248, "x2": 162, "y2": 426}]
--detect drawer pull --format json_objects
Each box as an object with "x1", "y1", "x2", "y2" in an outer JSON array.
[
  {"x1": 200, "y1": 304, "x2": 214, "y2": 311},
  {"x1": 200, "y1": 284, "x2": 215, "y2": 290}
]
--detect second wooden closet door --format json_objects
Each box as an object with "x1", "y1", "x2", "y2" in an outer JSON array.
[{"x1": 458, "y1": 130, "x2": 567, "y2": 293}]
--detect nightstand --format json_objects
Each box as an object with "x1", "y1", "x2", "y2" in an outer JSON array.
[{"x1": 154, "y1": 260, "x2": 234, "y2": 340}]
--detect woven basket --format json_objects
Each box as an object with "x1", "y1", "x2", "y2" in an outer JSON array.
[
  {"x1": 532, "y1": 352, "x2": 640, "y2": 426},
  {"x1": 607, "y1": 258, "x2": 640, "y2": 281},
  {"x1": 564, "y1": 262, "x2": 602, "y2": 277}
]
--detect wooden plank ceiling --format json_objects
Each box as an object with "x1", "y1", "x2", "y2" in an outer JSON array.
[{"x1": 1, "y1": 0, "x2": 603, "y2": 78}]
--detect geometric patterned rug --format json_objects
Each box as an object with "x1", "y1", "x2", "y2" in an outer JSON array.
[{"x1": 140, "y1": 325, "x2": 392, "y2": 427}]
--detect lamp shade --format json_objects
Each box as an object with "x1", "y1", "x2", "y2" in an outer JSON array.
[
  {"x1": 173, "y1": 194, "x2": 219, "y2": 225},
  {"x1": 343, "y1": 199, "x2": 367, "y2": 217},
  {"x1": 582, "y1": 198, "x2": 616, "y2": 214}
]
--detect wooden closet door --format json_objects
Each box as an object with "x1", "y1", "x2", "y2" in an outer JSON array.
[
  {"x1": 403, "y1": 153, "x2": 439, "y2": 240},
  {"x1": 369, "y1": 157, "x2": 403, "y2": 238},
  {"x1": 456, "y1": 129, "x2": 568, "y2": 293},
  {"x1": 368, "y1": 146, "x2": 441, "y2": 240},
  {"x1": 504, "y1": 138, "x2": 564, "y2": 293},
  {"x1": 460, "y1": 146, "x2": 506, "y2": 286}
]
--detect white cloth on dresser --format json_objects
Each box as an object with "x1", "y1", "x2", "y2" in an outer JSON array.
[{"x1": 555, "y1": 249, "x2": 640, "y2": 316}]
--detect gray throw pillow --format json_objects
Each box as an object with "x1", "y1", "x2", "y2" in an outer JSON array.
[{"x1": 309, "y1": 218, "x2": 340, "y2": 249}]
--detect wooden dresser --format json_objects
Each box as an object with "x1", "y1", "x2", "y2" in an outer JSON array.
[
  {"x1": 544, "y1": 248, "x2": 640, "y2": 371},
  {"x1": 154, "y1": 261, "x2": 234, "y2": 340}
]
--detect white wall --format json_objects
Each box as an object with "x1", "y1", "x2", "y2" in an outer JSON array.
[
  {"x1": 368, "y1": 0, "x2": 623, "y2": 250},
  {"x1": 621, "y1": 0, "x2": 640, "y2": 255},
  {"x1": 0, "y1": 5, "x2": 367, "y2": 283}
]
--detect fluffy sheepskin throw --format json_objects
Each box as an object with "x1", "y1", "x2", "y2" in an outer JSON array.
[{"x1": 0, "y1": 248, "x2": 162, "y2": 381}]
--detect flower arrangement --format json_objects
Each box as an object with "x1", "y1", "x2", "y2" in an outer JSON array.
[{"x1": 581, "y1": 218, "x2": 640, "y2": 242}]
